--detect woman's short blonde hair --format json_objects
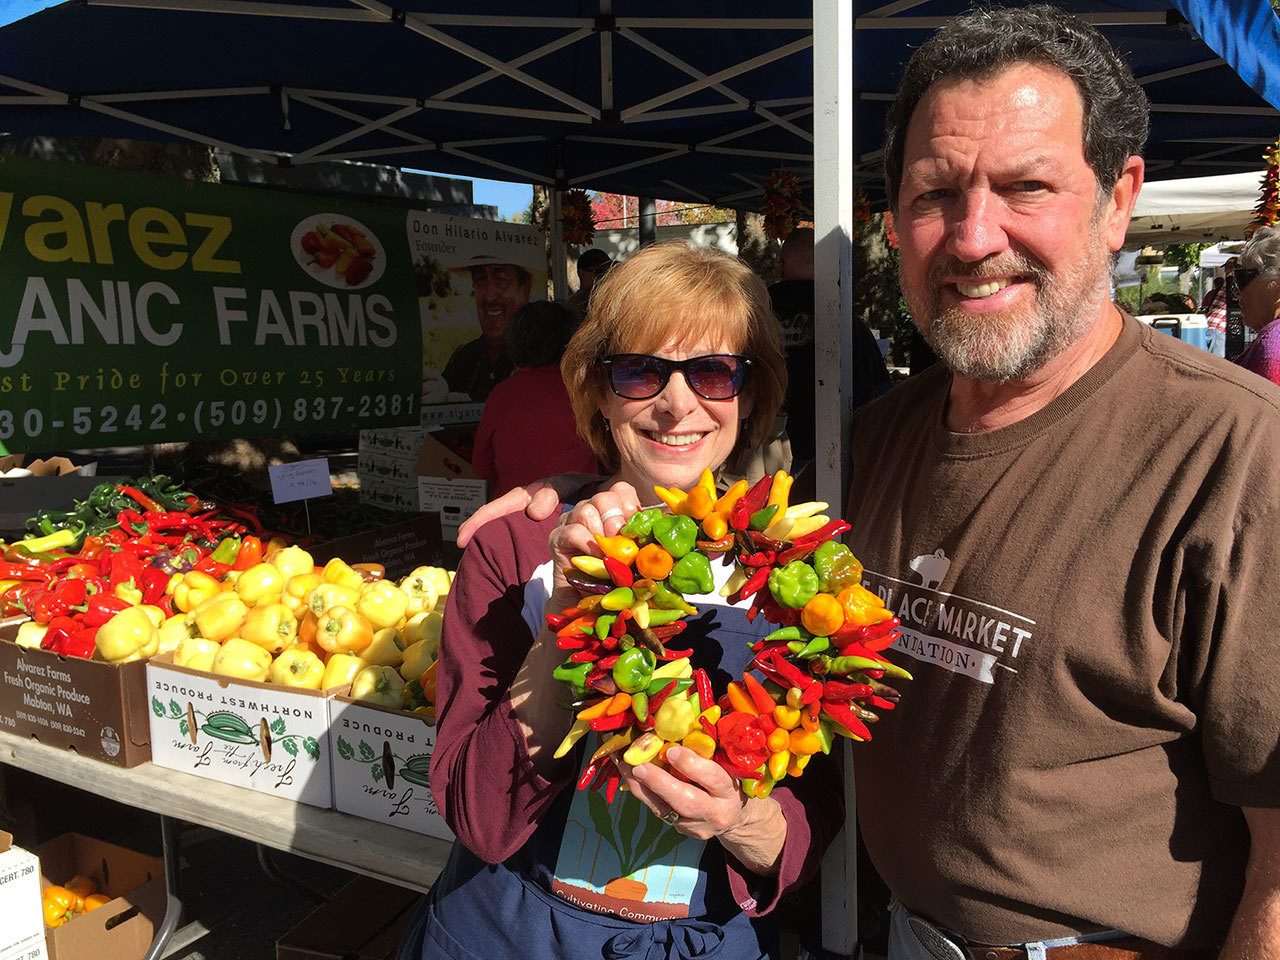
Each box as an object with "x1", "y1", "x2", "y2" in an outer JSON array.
[{"x1": 561, "y1": 240, "x2": 786, "y2": 471}]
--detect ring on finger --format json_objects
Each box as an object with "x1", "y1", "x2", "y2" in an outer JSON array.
[
  {"x1": 599, "y1": 508, "x2": 625, "y2": 522},
  {"x1": 660, "y1": 810, "x2": 680, "y2": 825}
]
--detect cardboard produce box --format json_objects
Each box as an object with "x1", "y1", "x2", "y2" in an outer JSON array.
[
  {"x1": 328, "y1": 697, "x2": 453, "y2": 841},
  {"x1": 0, "y1": 621, "x2": 151, "y2": 768},
  {"x1": 0, "y1": 460, "x2": 111, "y2": 540},
  {"x1": 277, "y1": 876, "x2": 421, "y2": 960},
  {"x1": 35, "y1": 834, "x2": 164, "y2": 960},
  {"x1": 0, "y1": 831, "x2": 47, "y2": 960},
  {"x1": 309, "y1": 514, "x2": 446, "y2": 583},
  {"x1": 415, "y1": 427, "x2": 487, "y2": 536},
  {"x1": 145, "y1": 655, "x2": 334, "y2": 807}
]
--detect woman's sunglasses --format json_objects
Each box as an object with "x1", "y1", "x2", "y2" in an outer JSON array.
[
  {"x1": 1234, "y1": 266, "x2": 1260, "y2": 292},
  {"x1": 600, "y1": 353, "x2": 752, "y2": 401}
]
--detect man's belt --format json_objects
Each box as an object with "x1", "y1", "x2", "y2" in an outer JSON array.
[{"x1": 961, "y1": 939, "x2": 1217, "y2": 960}]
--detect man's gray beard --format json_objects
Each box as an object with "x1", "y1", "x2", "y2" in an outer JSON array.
[{"x1": 904, "y1": 239, "x2": 1112, "y2": 383}]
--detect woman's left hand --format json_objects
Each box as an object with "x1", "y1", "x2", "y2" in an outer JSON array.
[{"x1": 619, "y1": 746, "x2": 750, "y2": 841}]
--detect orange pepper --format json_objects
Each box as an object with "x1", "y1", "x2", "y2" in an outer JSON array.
[
  {"x1": 701, "y1": 512, "x2": 729, "y2": 541},
  {"x1": 725, "y1": 681, "x2": 758, "y2": 716},
  {"x1": 233, "y1": 535, "x2": 263, "y2": 571},
  {"x1": 683, "y1": 486, "x2": 715, "y2": 521},
  {"x1": 712, "y1": 479, "x2": 749, "y2": 515},
  {"x1": 635, "y1": 544, "x2": 674, "y2": 581},
  {"x1": 836, "y1": 584, "x2": 894, "y2": 628},
  {"x1": 594, "y1": 535, "x2": 639, "y2": 565},
  {"x1": 315, "y1": 605, "x2": 374, "y2": 654},
  {"x1": 801, "y1": 593, "x2": 845, "y2": 636}
]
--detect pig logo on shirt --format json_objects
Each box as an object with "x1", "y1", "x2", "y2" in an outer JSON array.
[{"x1": 909, "y1": 548, "x2": 951, "y2": 589}]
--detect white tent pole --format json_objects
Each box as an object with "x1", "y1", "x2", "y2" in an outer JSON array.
[{"x1": 815, "y1": 0, "x2": 857, "y2": 954}]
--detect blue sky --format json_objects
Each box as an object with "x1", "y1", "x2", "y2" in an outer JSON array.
[{"x1": 455, "y1": 175, "x2": 533, "y2": 221}]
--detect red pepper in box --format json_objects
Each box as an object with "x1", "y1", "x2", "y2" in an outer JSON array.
[
  {"x1": 40, "y1": 616, "x2": 81, "y2": 654},
  {"x1": 31, "y1": 578, "x2": 87, "y2": 624},
  {"x1": 82, "y1": 594, "x2": 132, "y2": 628},
  {"x1": 0, "y1": 562, "x2": 53, "y2": 584}
]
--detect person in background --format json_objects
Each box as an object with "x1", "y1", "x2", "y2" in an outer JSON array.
[
  {"x1": 472, "y1": 300, "x2": 599, "y2": 496},
  {"x1": 566, "y1": 247, "x2": 613, "y2": 319},
  {"x1": 442, "y1": 255, "x2": 534, "y2": 401},
  {"x1": 1201, "y1": 275, "x2": 1226, "y2": 313},
  {"x1": 768, "y1": 227, "x2": 891, "y2": 467},
  {"x1": 1205, "y1": 273, "x2": 1230, "y2": 357},
  {"x1": 1231, "y1": 226, "x2": 1280, "y2": 387}
]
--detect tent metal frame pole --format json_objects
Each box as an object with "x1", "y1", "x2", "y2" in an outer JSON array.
[
  {"x1": 815, "y1": 1, "x2": 858, "y2": 953},
  {"x1": 92, "y1": 86, "x2": 270, "y2": 102},
  {"x1": 431, "y1": 28, "x2": 593, "y2": 102},
  {"x1": 549, "y1": 187, "x2": 568, "y2": 300},
  {"x1": 295, "y1": 102, "x2": 421, "y2": 161}
]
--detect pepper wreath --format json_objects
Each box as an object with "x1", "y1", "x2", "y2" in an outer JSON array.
[{"x1": 549, "y1": 469, "x2": 911, "y2": 804}]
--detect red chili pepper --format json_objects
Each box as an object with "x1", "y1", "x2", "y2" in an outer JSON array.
[
  {"x1": 597, "y1": 654, "x2": 619, "y2": 670},
  {"x1": 577, "y1": 759, "x2": 603, "y2": 791},
  {"x1": 610, "y1": 611, "x2": 629, "y2": 638},
  {"x1": 693, "y1": 669, "x2": 713, "y2": 710},
  {"x1": 601, "y1": 634, "x2": 619, "y2": 651},
  {"x1": 589, "y1": 712, "x2": 632, "y2": 732},
  {"x1": 158, "y1": 595, "x2": 177, "y2": 617},
  {"x1": 801, "y1": 682, "x2": 824, "y2": 706},
  {"x1": 116, "y1": 509, "x2": 146, "y2": 536},
  {"x1": 699, "y1": 715, "x2": 718, "y2": 738},
  {"x1": 716, "y1": 712, "x2": 770, "y2": 770},
  {"x1": 570, "y1": 649, "x2": 600, "y2": 663},
  {"x1": 140, "y1": 565, "x2": 171, "y2": 605},
  {"x1": 776, "y1": 541, "x2": 820, "y2": 565},
  {"x1": 738, "y1": 474, "x2": 773, "y2": 516},
  {"x1": 193, "y1": 558, "x2": 231, "y2": 579},
  {"x1": 545, "y1": 611, "x2": 574, "y2": 631},
  {"x1": 869, "y1": 696, "x2": 895, "y2": 711},
  {"x1": 32, "y1": 578, "x2": 88, "y2": 623},
  {"x1": 649, "y1": 621, "x2": 687, "y2": 639},
  {"x1": 821, "y1": 680, "x2": 874, "y2": 701},
  {"x1": 556, "y1": 635, "x2": 591, "y2": 651},
  {"x1": 1, "y1": 582, "x2": 42, "y2": 617},
  {"x1": 657, "y1": 647, "x2": 692, "y2": 660},
  {"x1": 590, "y1": 760, "x2": 613, "y2": 793},
  {"x1": 765, "y1": 650, "x2": 813, "y2": 691},
  {"x1": 605, "y1": 771, "x2": 621, "y2": 804},
  {"x1": 760, "y1": 595, "x2": 802, "y2": 627},
  {"x1": 118, "y1": 485, "x2": 165, "y2": 512},
  {"x1": 791, "y1": 519, "x2": 852, "y2": 548},
  {"x1": 729, "y1": 501, "x2": 750, "y2": 533},
  {"x1": 646, "y1": 679, "x2": 679, "y2": 715},
  {"x1": 713, "y1": 753, "x2": 763, "y2": 780},
  {"x1": 733, "y1": 566, "x2": 771, "y2": 604},
  {"x1": 603, "y1": 557, "x2": 634, "y2": 588},
  {"x1": 835, "y1": 640, "x2": 882, "y2": 661},
  {"x1": 742, "y1": 674, "x2": 776, "y2": 716},
  {"x1": 823, "y1": 701, "x2": 873, "y2": 741},
  {"x1": 740, "y1": 550, "x2": 776, "y2": 568},
  {"x1": 0, "y1": 562, "x2": 53, "y2": 583}
]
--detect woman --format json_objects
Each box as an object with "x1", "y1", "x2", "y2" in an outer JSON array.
[
  {"x1": 1232, "y1": 226, "x2": 1280, "y2": 387},
  {"x1": 472, "y1": 300, "x2": 599, "y2": 496},
  {"x1": 406, "y1": 242, "x2": 842, "y2": 960}
]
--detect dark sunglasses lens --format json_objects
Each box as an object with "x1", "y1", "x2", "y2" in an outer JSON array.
[
  {"x1": 609, "y1": 356, "x2": 667, "y2": 398},
  {"x1": 1235, "y1": 268, "x2": 1258, "y2": 290},
  {"x1": 687, "y1": 356, "x2": 745, "y2": 399}
]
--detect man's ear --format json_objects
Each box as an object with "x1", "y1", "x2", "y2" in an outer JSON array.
[{"x1": 1102, "y1": 155, "x2": 1145, "y2": 252}]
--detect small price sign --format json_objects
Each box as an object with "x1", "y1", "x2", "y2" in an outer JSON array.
[{"x1": 269, "y1": 458, "x2": 333, "y2": 504}]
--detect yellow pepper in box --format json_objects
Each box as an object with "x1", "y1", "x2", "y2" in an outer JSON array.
[
  {"x1": 357, "y1": 579, "x2": 410, "y2": 630},
  {"x1": 399, "y1": 638, "x2": 436, "y2": 682},
  {"x1": 138, "y1": 605, "x2": 166, "y2": 629},
  {"x1": 157, "y1": 614, "x2": 196, "y2": 656},
  {"x1": 65, "y1": 875, "x2": 95, "y2": 912},
  {"x1": 212, "y1": 637, "x2": 272, "y2": 682},
  {"x1": 15, "y1": 621, "x2": 48, "y2": 649},
  {"x1": 269, "y1": 646, "x2": 325, "y2": 689},
  {"x1": 322, "y1": 557, "x2": 365, "y2": 590},
  {"x1": 399, "y1": 566, "x2": 445, "y2": 616},
  {"x1": 174, "y1": 635, "x2": 220, "y2": 672},
  {"x1": 235, "y1": 562, "x2": 285, "y2": 607},
  {"x1": 281, "y1": 572, "x2": 323, "y2": 616},
  {"x1": 170, "y1": 571, "x2": 222, "y2": 613},
  {"x1": 83, "y1": 894, "x2": 110, "y2": 913},
  {"x1": 321, "y1": 652, "x2": 364, "y2": 690},
  {"x1": 351, "y1": 664, "x2": 405, "y2": 708},
  {"x1": 42, "y1": 885, "x2": 77, "y2": 928},
  {"x1": 306, "y1": 582, "x2": 359, "y2": 618},
  {"x1": 192, "y1": 592, "x2": 249, "y2": 643},
  {"x1": 271, "y1": 545, "x2": 315, "y2": 581},
  {"x1": 315, "y1": 605, "x2": 373, "y2": 655},
  {"x1": 114, "y1": 580, "x2": 143, "y2": 606},
  {"x1": 403, "y1": 610, "x2": 443, "y2": 660},
  {"x1": 95, "y1": 606, "x2": 160, "y2": 663},
  {"x1": 241, "y1": 602, "x2": 297, "y2": 654},
  {"x1": 361, "y1": 627, "x2": 406, "y2": 667}
]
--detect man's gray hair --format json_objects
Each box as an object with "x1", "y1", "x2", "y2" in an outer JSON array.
[
  {"x1": 883, "y1": 5, "x2": 1149, "y2": 208},
  {"x1": 1240, "y1": 225, "x2": 1280, "y2": 283}
]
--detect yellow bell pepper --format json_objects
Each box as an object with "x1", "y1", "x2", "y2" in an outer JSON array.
[
  {"x1": 83, "y1": 894, "x2": 110, "y2": 913},
  {"x1": 321, "y1": 652, "x2": 364, "y2": 690},
  {"x1": 240, "y1": 602, "x2": 297, "y2": 654},
  {"x1": 399, "y1": 567, "x2": 439, "y2": 616},
  {"x1": 235, "y1": 562, "x2": 285, "y2": 607},
  {"x1": 174, "y1": 635, "x2": 220, "y2": 672},
  {"x1": 138, "y1": 605, "x2": 166, "y2": 628},
  {"x1": 398, "y1": 638, "x2": 436, "y2": 682},
  {"x1": 170, "y1": 571, "x2": 222, "y2": 613},
  {"x1": 114, "y1": 580, "x2": 143, "y2": 605},
  {"x1": 156, "y1": 613, "x2": 196, "y2": 656},
  {"x1": 305, "y1": 581, "x2": 360, "y2": 618},
  {"x1": 322, "y1": 557, "x2": 365, "y2": 590},
  {"x1": 315, "y1": 605, "x2": 374, "y2": 654},
  {"x1": 65, "y1": 875, "x2": 95, "y2": 912},
  {"x1": 361, "y1": 627, "x2": 406, "y2": 667},
  {"x1": 403, "y1": 610, "x2": 443, "y2": 660},
  {"x1": 351, "y1": 664, "x2": 405, "y2": 708},
  {"x1": 15, "y1": 621, "x2": 48, "y2": 649},
  {"x1": 271, "y1": 545, "x2": 315, "y2": 580},
  {"x1": 357, "y1": 579, "x2": 410, "y2": 630},
  {"x1": 281, "y1": 572, "x2": 323, "y2": 616},
  {"x1": 42, "y1": 885, "x2": 77, "y2": 928},
  {"x1": 211, "y1": 637, "x2": 272, "y2": 682},
  {"x1": 269, "y1": 646, "x2": 325, "y2": 689},
  {"x1": 95, "y1": 606, "x2": 160, "y2": 663},
  {"x1": 192, "y1": 591, "x2": 249, "y2": 643}
]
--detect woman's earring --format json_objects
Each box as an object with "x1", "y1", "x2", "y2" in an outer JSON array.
[{"x1": 603, "y1": 418, "x2": 612, "y2": 433}]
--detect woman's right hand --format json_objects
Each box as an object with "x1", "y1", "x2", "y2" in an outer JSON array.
[{"x1": 547, "y1": 481, "x2": 644, "y2": 600}]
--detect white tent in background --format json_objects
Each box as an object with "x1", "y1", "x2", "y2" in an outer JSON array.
[{"x1": 1126, "y1": 170, "x2": 1264, "y2": 246}]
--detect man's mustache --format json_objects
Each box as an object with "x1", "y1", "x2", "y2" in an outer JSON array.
[{"x1": 927, "y1": 254, "x2": 1049, "y2": 284}]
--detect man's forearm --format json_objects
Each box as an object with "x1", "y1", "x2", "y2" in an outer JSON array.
[{"x1": 1220, "y1": 807, "x2": 1280, "y2": 960}]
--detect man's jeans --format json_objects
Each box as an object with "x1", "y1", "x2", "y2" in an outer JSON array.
[{"x1": 887, "y1": 899, "x2": 1127, "y2": 960}]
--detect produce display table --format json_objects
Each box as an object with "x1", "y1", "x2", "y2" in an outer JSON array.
[{"x1": 0, "y1": 729, "x2": 451, "y2": 957}]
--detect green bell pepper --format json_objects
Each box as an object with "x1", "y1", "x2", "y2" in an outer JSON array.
[
  {"x1": 651, "y1": 515, "x2": 698, "y2": 559},
  {"x1": 813, "y1": 541, "x2": 862, "y2": 592},
  {"x1": 612, "y1": 647, "x2": 657, "y2": 694},
  {"x1": 620, "y1": 508, "x2": 662, "y2": 544},
  {"x1": 668, "y1": 552, "x2": 714, "y2": 596},
  {"x1": 768, "y1": 560, "x2": 820, "y2": 609}
]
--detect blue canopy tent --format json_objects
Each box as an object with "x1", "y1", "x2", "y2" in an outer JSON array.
[{"x1": 1, "y1": 2, "x2": 1278, "y2": 954}]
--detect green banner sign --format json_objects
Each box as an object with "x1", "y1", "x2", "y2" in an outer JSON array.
[{"x1": 0, "y1": 155, "x2": 422, "y2": 453}]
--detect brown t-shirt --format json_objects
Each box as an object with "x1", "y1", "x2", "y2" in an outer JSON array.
[{"x1": 847, "y1": 314, "x2": 1280, "y2": 948}]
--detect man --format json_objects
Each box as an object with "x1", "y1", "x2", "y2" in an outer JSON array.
[
  {"x1": 769, "y1": 226, "x2": 891, "y2": 465},
  {"x1": 566, "y1": 247, "x2": 613, "y2": 319},
  {"x1": 851, "y1": 7, "x2": 1279, "y2": 958},
  {"x1": 457, "y1": 8, "x2": 1280, "y2": 958},
  {"x1": 442, "y1": 255, "x2": 533, "y2": 401}
]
